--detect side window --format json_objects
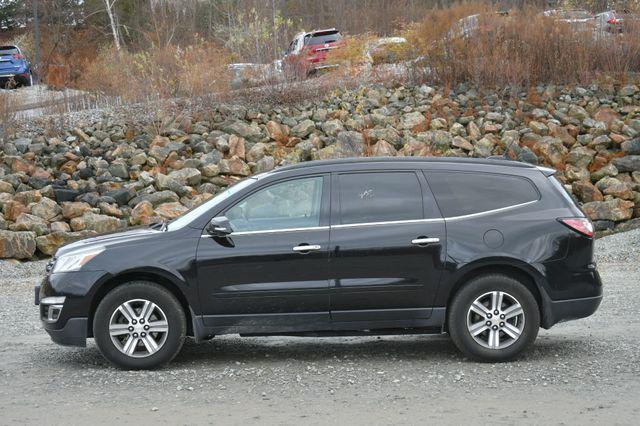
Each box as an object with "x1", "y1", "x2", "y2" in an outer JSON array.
[
  {"x1": 427, "y1": 172, "x2": 539, "y2": 217},
  {"x1": 226, "y1": 176, "x2": 323, "y2": 232},
  {"x1": 338, "y1": 172, "x2": 423, "y2": 225},
  {"x1": 286, "y1": 39, "x2": 295, "y2": 55}
]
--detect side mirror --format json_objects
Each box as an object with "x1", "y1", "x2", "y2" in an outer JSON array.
[{"x1": 206, "y1": 216, "x2": 232, "y2": 237}]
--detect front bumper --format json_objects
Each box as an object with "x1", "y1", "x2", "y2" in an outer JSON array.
[
  {"x1": 36, "y1": 269, "x2": 107, "y2": 347},
  {"x1": 45, "y1": 317, "x2": 88, "y2": 347}
]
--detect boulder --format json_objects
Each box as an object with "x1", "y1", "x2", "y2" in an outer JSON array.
[
  {"x1": 291, "y1": 119, "x2": 316, "y2": 138},
  {"x1": 155, "y1": 202, "x2": 188, "y2": 219},
  {"x1": 12, "y1": 213, "x2": 48, "y2": 235},
  {"x1": 223, "y1": 121, "x2": 262, "y2": 142},
  {"x1": 0, "y1": 230, "x2": 36, "y2": 259},
  {"x1": 533, "y1": 138, "x2": 568, "y2": 170},
  {"x1": 31, "y1": 197, "x2": 62, "y2": 221},
  {"x1": 371, "y1": 140, "x2": 397, "y2": 157},
  {"x1": 228, "y1": 134, "x2": 246, "y2": 159},
  {"x1": 582, "y1": 199, "x2": 634, "y2": 221},
  {"x1": 595, "y1": 177, "x2": 634, "y2": 200},
  {"x1": 321, "y1": 119, "x2": 344, "y2": 137},
  {"x1": 572, "y1": 181, "x2": 603, "y2": 202},
  {"x1": 169, "y1": 168, "x2": 202, "y2": 186},
  {"x1": 567, "y1": 146, "x2": 595, "y2": 169},
  {"x1": 130, "y1": 201, "x2": 156, "y2": 225},
  {"x1": 35, "y1": 231, "x2": 97, "y2": 256},
  {"x1": 317, "y1": 131, "x2": 365, "y2": 159},
  {"x1": 3, "y1": 200, "x2": 27, "y2": 222},
  {"x1": 401, "y1": 111, "x2": 426, "y2": 131},
  {"x1": 61, "y1": 201, "x2": 93, "y2": 219},
  {"x1": 621, "y1": 138, "x2": 640, "y2": 155},
  {"x1": 265, "y1": 121, "x2": 289, "y2": 143},
  {"x1": 254, "y1": 156, "x2": 275, "y2": 173},
  {"x1": 70, "y1": 212, "x2": 120, "y2": 233},
  {"x1": 218, "y1": 156, "x2": 251, "y2": 176},
  {"x1": 0, "y1": 181, "x2": 14, "y2": 194},
  {"x1": 612, "y1": 156, "x2": 640, "y2": 172}
]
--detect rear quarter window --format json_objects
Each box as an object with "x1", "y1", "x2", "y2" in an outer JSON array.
[{"x1": 426, "y1": 171, "x2": 539, "y2": 217}]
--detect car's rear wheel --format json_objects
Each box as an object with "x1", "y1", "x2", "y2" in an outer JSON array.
[
  {"x1": 93, "y1": 281, "x2": 186, "y2": 369},
  {"x1": 448, "y1": 274, "x2": 540, "y2": 362}
]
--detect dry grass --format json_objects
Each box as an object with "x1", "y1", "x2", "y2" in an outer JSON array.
[
  {"x1": 0, "y1": 91, "x2": 17, "y2": 140},
  {"x1": 403, "y1": 1, "x2": 640, "y2": 88},
  {"x1": 78, "y1": 40, "x2": 232, "y2": 102}
]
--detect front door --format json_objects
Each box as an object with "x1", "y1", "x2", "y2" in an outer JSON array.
[
  {"x1": 196, "y1": 174, "x2": 331, "y2": 333},
  {"x1": 328, "y1": 170, "x2": 446, "y2": 326}
]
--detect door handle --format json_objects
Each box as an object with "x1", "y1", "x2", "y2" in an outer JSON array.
[
  {"x1": 292, "y1": 244, "x2": 321, "y2": 252},
  {"x1": 411, "y1": 237, "x2": 440, "y2": 245}
]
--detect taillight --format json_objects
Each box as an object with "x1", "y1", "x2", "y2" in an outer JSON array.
[
  {"x1": 12, "y1": 53, "x2": 24, "y2": 59},
  {"x1": 559, "y1": 218, "x2": 594, "y2": 238}
]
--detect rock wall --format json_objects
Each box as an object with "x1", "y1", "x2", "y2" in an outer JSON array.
[{"x1": 2, "y1": 83, "x2": 640, "y2": 259}]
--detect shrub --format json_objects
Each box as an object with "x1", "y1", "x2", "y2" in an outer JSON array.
[
  {"x1": 78, "y1": 40, "x2": 231, "y2": 102},
  {"x1": 0, "y1": 91, "x2": 17, "y2": 141},
  {"x1": 404, "y1": 1, "x2": 640, "y2": 88}
]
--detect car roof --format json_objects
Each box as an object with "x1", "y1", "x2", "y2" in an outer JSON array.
[
  {"x1": 270, "y1": 156, "x2": 537, "y2": 174},
  {"x1": 0, "y1": 45, "x2": 19, "y2": 50}
]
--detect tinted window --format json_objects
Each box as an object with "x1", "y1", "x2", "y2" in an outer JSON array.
[
  {"x1": 338, "y1": 172, "x2": 423, "y2": 224},
  {"x1": 427, "y1": 172, "x2": 539, "y2": 217},
  {"x1": 226, "y1": 177, "x2": 323, "y2": 232},
  {"x1": 0, "y1": 47, "x2": 19, "y2": 55}
]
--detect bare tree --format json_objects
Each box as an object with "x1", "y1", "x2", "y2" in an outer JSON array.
[{"x1": 103, "y1": 0, "x2": 120, "y2": 50}]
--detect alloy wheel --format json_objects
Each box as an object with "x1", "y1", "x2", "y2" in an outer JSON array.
[
  {"x1": 466, "y1": 291, "x2": 525, "y2": 350},
  {"x1": 108, "y1": 299, "x2": 169, "y2": 358}
]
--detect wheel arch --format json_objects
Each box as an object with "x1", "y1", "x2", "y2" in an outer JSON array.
[
  {"x1": 443, "y1": 260, "x2": 546, "y2": 330},
  {"x1": 88, "y1": 270, "x2": 194, "y2": 338}
]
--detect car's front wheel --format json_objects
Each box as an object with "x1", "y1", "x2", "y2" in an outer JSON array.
[
  {"x1": 93, "y1": 281, "x2": 186, "y2": 369},
  {"x1": 448, "y1": 274, "x2": 540, "y2": 362}
]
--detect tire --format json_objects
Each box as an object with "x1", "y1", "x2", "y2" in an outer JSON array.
[
  {"x1": 448, "y1": 274, "x2": 540, "y2": 362},
  {"x1": 93, "y1": 281, "x2": 186, "y2": 369}
]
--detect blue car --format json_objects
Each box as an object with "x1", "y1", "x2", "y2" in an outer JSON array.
[{"x1": 0, "y1": 45, "x2": 33, "y2": 88}]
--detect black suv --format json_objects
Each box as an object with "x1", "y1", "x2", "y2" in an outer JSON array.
[{"x1": 36, "y1": 158, "x2": 602, "y2": 369}]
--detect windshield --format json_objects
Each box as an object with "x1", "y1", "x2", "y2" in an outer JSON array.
[{"x1": 166, "y1": 177, "x2": 257, "y2": 231}]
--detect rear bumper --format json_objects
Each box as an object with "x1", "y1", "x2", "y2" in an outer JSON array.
[
  {"x1": 0, "y1": 72, "x2": 30, "y2": 84},
  {"x1": 541, "y1": 268, "x2": 603, "y2": 328},
  {"x1": 542, "y1": 295, "x2": 602, "y2": 329}
]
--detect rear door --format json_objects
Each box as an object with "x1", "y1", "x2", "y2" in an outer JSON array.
[{"x1": 328, "y1": 170, "x2": 446, "y2": 326}]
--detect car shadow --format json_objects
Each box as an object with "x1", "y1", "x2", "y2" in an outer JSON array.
[{"x1": 35, "y1": 332, "x2": 605, "y2": 370}]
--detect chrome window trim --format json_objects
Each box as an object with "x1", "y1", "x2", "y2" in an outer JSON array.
[
  {"x1": 332, "y1": 218, "x2": 443, "y2": 229},
  {"x1": 200, "y1": 200, "x2": 538, "y2": 236},
  {"x1": 201, "y1": 226, "x2": 329, "y2": 237},
  {"x1": 444, "y1": 200, "x2": 538, "y2": 221}
]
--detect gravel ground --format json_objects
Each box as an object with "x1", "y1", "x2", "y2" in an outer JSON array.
[{"x1": 0, "y1": 230, "x2": 639, "y2": 425}]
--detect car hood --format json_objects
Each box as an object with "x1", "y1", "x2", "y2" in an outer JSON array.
[{"x1": 55, "y1": 227, "x2": 162, "y2": 257}]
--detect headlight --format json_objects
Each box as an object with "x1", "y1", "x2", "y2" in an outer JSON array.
[{"x1": 52, "y1": 247, "x2": 104, "y2": 273}]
